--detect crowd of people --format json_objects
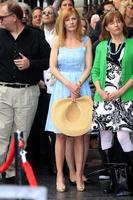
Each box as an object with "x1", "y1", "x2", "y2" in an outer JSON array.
[{"x1": 0, "y1": 0, "x2": 132, "y2": 197}]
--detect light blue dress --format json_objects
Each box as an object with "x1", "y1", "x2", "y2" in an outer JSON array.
[{"x1": 45, "y1": 43, "x2": 91, "y2": 133}]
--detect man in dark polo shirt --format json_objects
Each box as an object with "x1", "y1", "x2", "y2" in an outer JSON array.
[{"x1": 0, "y1": 0, "x2": 50, "y2": 183}]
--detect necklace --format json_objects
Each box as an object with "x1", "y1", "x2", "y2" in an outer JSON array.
[{"x1": 108, "y1": 39, "x2": 125, "y2": 55}]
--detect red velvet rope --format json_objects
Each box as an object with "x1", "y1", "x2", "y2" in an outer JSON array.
[
  {"x1": 22, "y1": 162, "x2": 38, "y2": 186},
  {"x1": 0, "y1": 137, "x2": 38, "y2": 186},
  {"x1": 0, "y1": 139, "x2": 15, "y2": 173}
]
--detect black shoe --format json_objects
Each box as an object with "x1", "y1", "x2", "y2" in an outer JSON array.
[{"x1": 0, "y1": 176, "x2": 15, "y2": 185}]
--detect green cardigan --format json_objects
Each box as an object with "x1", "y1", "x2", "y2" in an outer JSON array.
[{"x1": 91, "y1": 39, "x2": 133, "y2": 102}]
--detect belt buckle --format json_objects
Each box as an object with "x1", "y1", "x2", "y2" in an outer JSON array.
[{"x1": 19, "y1": 84, "x2": 27, "y2": 88}]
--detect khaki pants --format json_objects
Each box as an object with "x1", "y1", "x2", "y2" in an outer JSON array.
[{"x1": 0, "y1": 85, "x2": 40, "y2": 178}]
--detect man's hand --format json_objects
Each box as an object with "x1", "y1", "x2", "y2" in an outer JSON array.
[
  {"x1": 38, "y1": 80, "x2": 46, "y2": 89},
  {"x1": 14, "y1": 53, "x2": 30, "y2": 70}
]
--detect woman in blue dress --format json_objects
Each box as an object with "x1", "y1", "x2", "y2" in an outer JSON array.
[
  {"x1": 65, "y1": 16, "x2": 92, "y2": 186},
  {"x1": 45, "y1": 8, "x2": 92, "y2": 192}
]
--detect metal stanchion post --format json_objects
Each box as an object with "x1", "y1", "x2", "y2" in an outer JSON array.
[{"x1": 14, "y1": 131, "x2": 23, "y2": 185}]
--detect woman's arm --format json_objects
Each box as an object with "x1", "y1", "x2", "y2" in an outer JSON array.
[
  {"x1": 50, "y1": 39, "x2": 70, "y2": 87},
  {"x1": 50, "y1": 38, "x2": 80, "y2": 99},
  {"x1": 119, "y1": 79, "x2": 133, "y2": 94},
  {"x1": 77, "y1": 38, "x2": 92, "y2": 86},
  {"x1": 108, "y1": 79, "x2": 133, "y2": 101},
  {"x1": 94, "y1": 80, "x2": 110, "y2": 101},
  {"x1": 91, "y1": 42, "x2": 109, "y2": 101}
]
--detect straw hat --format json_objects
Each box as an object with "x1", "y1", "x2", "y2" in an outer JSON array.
[{"x1": 51, "y1": 96, "x2": 93, "y2": 137}]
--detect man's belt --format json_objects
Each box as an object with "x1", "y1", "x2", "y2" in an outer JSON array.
[{"x1": 0, "y1": 82, "x2": 34, "y2": 88}]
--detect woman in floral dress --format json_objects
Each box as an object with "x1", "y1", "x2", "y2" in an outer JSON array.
[{"x1": 91, "y1": 11, "x2": 133, "y2": 165}]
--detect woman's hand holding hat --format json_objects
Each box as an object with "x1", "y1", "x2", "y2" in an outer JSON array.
[{"x1": 67, "y1": 82, "x2": 80, "y2": 101}]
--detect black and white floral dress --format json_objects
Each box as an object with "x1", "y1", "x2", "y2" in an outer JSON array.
[{"x1": 93, "y1": 40, "x2": 133, "y2": 132}]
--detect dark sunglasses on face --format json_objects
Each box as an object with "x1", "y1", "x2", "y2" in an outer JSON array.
[
  {"x1": 0, "y1": 13, "x2": 13, "y2": 21},
  {"x1": 42, "y1": 11, "x2": 54, "y2": 15}
]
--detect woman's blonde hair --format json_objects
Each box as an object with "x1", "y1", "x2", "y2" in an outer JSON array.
[
  {"x1": 56, "y1": 8, "x2": 82, "y2": 46},
  {"x1": 119, "y1": 0, "x2": 133, "y2": 18},
  {"x1": 119, "y1": 0, "x2": 133, "y2": 17},
  {"x1": 99, "y1": 10, "x2": 127, "y2": 41}
]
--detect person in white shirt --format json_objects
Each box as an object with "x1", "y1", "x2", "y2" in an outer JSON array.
[{"x1": 41, "y1": 6, "x2": 57, "y2": 47}]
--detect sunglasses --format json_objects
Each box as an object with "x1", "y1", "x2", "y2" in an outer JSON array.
[
  {"x1": 0, "y1": 13, "x2": 13, "y2": 21},
  {"x1": 43, "y1": 11, "x2": 54, "y2": 15}
]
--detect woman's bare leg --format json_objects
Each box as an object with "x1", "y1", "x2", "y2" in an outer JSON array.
[
  {"x1": 82, "y1": 134, "x2": 90, "y2": 181},
  {"x1": 74, "y1": 135, "x2": 84, "y2": 190},
  {"x1": 55, "y1": 134, "x2": 66, "y2": 190},
  {"x1": 65, "y1": 137, "x2": 76, "y2": 182}
]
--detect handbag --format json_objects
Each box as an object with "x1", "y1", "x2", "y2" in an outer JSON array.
[
  {"x1": 104, "y1": 133, "x2": 133, "y2": 196},
  {"x1": 109, "y1": 164, "x2": 132, "y2": 197},
  {"x1": 47, "y1": 70, "x2": 56, "y2": 86},
  {"x1": 43, "y1": 68, "x2": 56, "y2": 87}
]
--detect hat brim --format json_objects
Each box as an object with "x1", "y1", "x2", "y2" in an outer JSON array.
[{"x1": 51, "y1": 96, "x2": 93, "y2": 137}]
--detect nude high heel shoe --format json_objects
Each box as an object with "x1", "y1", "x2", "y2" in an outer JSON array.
[
  {"x1": 56, "y1": 176, "x2": 66, "y2": 192},
  {"x1": 76, "y1": 184, "x2": 85, "y2": 192},
  {"x1": 56, "y1": 184, "x2": 66, "y2": 192}
]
